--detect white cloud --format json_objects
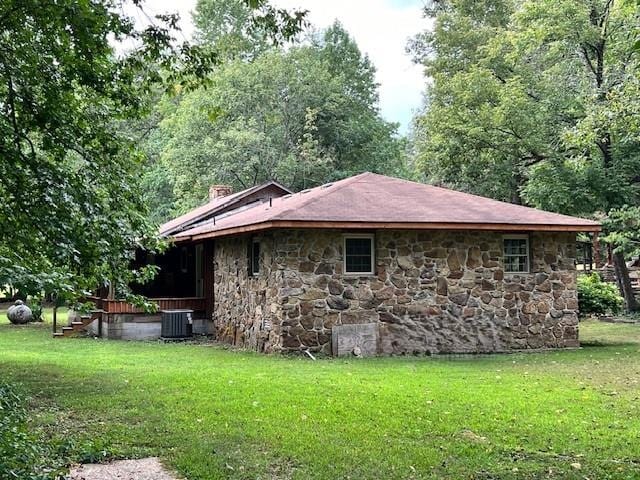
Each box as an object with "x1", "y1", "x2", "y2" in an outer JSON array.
[{"x1": 136, "y1": 0, "x2": 430, "y2": 133}]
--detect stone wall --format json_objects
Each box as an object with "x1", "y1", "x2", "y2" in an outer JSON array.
[
  {"x1": 212, "y1": 229, "x2": 579, "y2": 355},
  {"x1": 212, "y1": 234, "x2": 282, "y2": 352}
]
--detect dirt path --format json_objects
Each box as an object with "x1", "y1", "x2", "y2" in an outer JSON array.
[{"x1": 69, "y1": 457, "x2": 180, "y2": 480}]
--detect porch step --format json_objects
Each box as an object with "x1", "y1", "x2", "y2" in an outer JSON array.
[
  {"x1": 61, "y1": 326, "x2": 76, "y2": 337},
  {"x1": 53, "y1": 309, "x2": 104, "y2": 338}
]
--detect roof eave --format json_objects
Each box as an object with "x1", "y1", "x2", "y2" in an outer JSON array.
[
  {"x1": 171, "y1": 220, "x2": 601, "y2": 242},
  {"x1": 159, "y1": 180, "x2": 293, "y2": 237}
]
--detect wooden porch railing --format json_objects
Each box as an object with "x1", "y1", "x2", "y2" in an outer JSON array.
[{"x1": 90, "y1": 296, "x2": 206, "y2": 314}]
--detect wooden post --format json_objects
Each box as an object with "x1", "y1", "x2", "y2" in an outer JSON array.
[{"x1": 52, "y1": 305, "x2": 57, "y2": 334}]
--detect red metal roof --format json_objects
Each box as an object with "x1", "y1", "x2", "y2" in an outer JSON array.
[
  {"x1": 173, "y1": 172, "x2": 600, "y2": 240},
  {"x1": 158, "y1": 181, "x2": 291, "y2": 237}
]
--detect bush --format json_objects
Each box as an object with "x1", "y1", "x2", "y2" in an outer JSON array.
[
  {"x1": 0, "y1": 383, "x2": 68, "y2": 480},
  {"x1": 577, "y1": 273, "x2": 624, "y2": 315},
  {"x1": 28, "y1": 300, "x2": 43, "y2": 322}
]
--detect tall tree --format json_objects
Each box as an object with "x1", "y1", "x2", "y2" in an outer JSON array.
[
  {"x1": 0, "y1": 0, "x2": 304, "y2": 301},
  {"x1": 411, "y1": 0, "x2": 640, "y2": 309},
  {"x1": 193, "y1": 0, "x2": 270, "y2": 59},
  {"x1": 146, "y1": 22, "x2": 406, "y2": 217}
]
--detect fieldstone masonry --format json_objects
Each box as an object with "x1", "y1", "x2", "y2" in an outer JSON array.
[{"x1": 212, "y1": 229, "x2": 579, "y2": 355}]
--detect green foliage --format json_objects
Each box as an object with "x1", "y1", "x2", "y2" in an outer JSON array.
[
  {"x1": 577, "y1": 273, "x2": 624, "y2": 315},
  {"x1": 0, "y1": 0, "x2": 193, "y2": 302},
  {"x1": 194, "y1": 0, "x2": 277, "y2": 59},
  {"x1": 0, "y1": 0, "x2": 305, "y2": 301},
  {"x1": 601, "y1": 205, "x2": 640, "y2": 256},
  {"x1": 27, "y1": 299, "x2": 43, "y2": 323},
  {"x1": 411, "y1": 0, "x2": 640, "y2": 213},
  {"x1": 146, "y1": 22, "x2": 406, "y2": 218},
  {"x1": 0, "y1": 383, "x2": 68, "y2": 479}
]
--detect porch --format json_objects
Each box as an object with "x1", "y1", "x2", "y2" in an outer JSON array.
[
  {"x1": 97, "y1": 296, "x2": 206, "y2": 315},
  {"x1": 56, "y1": 296, "x2": 210, "y2": 339}
]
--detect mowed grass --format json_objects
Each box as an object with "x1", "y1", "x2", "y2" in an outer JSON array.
[{"x1": 1, "y1": 312, "x2": 639, "y2": 479}]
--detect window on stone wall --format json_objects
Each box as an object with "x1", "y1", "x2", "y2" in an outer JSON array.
[
  {"x1": 249, "y1": 238, "x2": 260, "y2": 276},
  {"x1": 503, "y1": 235, "x2": 530, "y2": 273},
  {"x1": 344, "y1": 234, "x2": 375, "y2": 275}
]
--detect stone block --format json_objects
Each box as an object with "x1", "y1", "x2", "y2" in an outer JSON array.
[
  {"x1": 327, "y1": 296, "x2": 350, "y2": 310},
  {"x1": 300, "y1": 288, "x2": 326, "y2": 300},
  {"x1": 450, "y1": 292, "x2": 469, "y2": 306},
  {"x1": 466, "y1": 246, "x2": 482, "y2": 268}
]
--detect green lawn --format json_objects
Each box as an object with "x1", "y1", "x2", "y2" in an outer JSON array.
[{"x1": 1, "y1": 313, "x2": 639, "y2": 479}]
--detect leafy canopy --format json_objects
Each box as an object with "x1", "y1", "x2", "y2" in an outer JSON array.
[
  {"x1": 145, "y1": 22, "x2": 406, "y2": 219},
  {"x1": 0, "y1": 0, "x2": 304, "y2": 300},
  {"x1": 410, "y1": 0, "x2": 640, "y2": 214}
]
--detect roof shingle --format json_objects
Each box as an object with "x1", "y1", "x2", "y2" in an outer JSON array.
[
  {"x1": 173, "y1": 172, "x2": 600, "y2": 240},
  {"x1": 159, "y1": 180, "x2": 291, "y2": 237}
]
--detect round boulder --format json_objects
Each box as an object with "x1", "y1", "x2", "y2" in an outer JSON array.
[{"x1": 7, "y1": 300, "x2": 33, "y2": 324}]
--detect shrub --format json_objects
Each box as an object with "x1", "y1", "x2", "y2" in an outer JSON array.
[
  {"x1": 577, "y1": 273, "x2": 624, "y2": 315},
  {"x1": 28, "y1": 300, "x2": 43, "y2": 322}
]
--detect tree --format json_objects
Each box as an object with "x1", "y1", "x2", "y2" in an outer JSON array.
[
  {"x1": 146, "y1": 22, "x2": 406, "y2": 217},
  {"x1": 0, "y1": 0, "x2": 304, "y2": 302},
  {"x1": 194, "y1": 0, "x2": 270, "y2": 59},
  {"x1": 411, "y1": 0, "x2": 640, "y2": 309},
  {"x1": 602, "y1": 206, "x2": 640, "y2": 311}
]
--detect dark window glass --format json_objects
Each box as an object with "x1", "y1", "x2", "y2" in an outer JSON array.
[
  {"x1": 503, "y1": 238, "x2": 529, "y2": 273},
  {"x1": 251, "y1": 241, "x2": 260, "y2": 275},
  {"x1": 345, "y1": 237, "x2": 373, "y2": 273}
]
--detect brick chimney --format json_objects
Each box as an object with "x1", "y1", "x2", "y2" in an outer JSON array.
[{"x1": 209, "y1": 185, "x2": 233, "y2": 201}]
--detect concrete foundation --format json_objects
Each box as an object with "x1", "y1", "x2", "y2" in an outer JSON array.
[{"x1": 86, "y1": 314, "x2": 213, "y2": 340}]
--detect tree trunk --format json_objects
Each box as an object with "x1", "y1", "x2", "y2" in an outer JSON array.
[{"x1": 613, "y1": 251, "x2": 639, "y2": 312}]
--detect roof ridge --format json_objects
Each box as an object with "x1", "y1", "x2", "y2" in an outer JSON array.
[{"x1": 268, "y1": 172, "x2": 372, "y2": 221}]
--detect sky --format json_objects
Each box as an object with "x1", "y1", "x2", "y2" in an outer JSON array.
[{"x1": 136, "y1": 0, "x2": 430, "y2": 134}]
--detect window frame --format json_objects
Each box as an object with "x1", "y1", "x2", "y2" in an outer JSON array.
[
  {"x1": 343, "y1": 233, "x2": 376, "y2": 276},
  {"x1": 503, "y1": 234, "x2": 531, "y2": 274},
  {"x1": 249, "y1": 237, "x2": 261, "y2": 276}
]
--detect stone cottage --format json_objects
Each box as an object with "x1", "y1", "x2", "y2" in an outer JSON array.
[{"x1": 164, "y1": 172, "x2": 599, "y2": 355}]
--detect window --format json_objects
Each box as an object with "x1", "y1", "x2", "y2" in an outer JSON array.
[
  {"x1": 249, "y1": 238, "x2": 260, "y2": 276},
  {"x1": 344, "y1": 235, "x2": 375, "y2": 275},
  {"x1": 503, "y1": 235, "x2": 530, "y2": 273}
]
